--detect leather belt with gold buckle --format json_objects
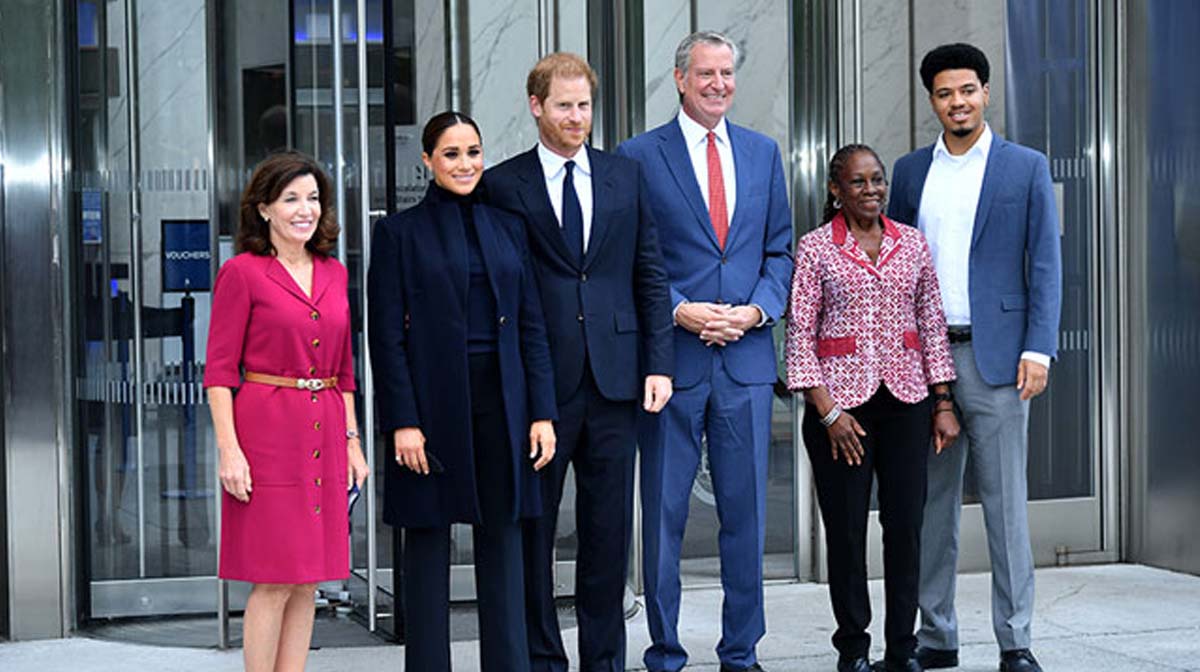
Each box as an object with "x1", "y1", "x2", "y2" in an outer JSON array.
[{"x1": 244, "y1": 371, "x2": 338, "y2": 391}]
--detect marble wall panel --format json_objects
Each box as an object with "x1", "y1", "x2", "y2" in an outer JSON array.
[
  {"x1": 697, "y1": 0, "x2": 791, "y2": 158},
  {"x1": 467, "y1": 0, "x2": 541, "y2": 165},
  {"x1": 415, "y1": 0, "x2": 447, "y2": 123},
  {"x1": 860, "y1": 0, "x2": 911, "y2": 172},
  {"x1": 642, "y1": 0, "x2": 691, "y2": 129},
  {"x1": 558, "y1": 0, "x2": 589, "y2": 57}
]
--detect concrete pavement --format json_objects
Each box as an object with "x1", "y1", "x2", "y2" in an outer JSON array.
[{"x1": 2, "y1": 564, "x2": 1198, "y2": 671}]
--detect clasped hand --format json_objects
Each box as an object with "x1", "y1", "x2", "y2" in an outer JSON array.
[{"x1": 676, "y1": 302, "x2": 762, "y2": 346}]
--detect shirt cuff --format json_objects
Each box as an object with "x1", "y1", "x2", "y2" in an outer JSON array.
[
  {"x1": 750, "y1": 304, "x2": 768, "y2": 328},
  {"x1": 672, "y1": 300, "x2": 687, "y2": 325},
  {"x1": 1020, "y1": 351, "x2": 1052, "y2": 369}
]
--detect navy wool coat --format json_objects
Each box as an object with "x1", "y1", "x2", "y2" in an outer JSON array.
[{"x1": 368, "y1": 186, "x2": 558, "y2": 529}]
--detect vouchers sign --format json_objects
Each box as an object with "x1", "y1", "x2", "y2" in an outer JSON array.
[{"x1": 162, "y1": 219, "x2": 211, "y2": 292}]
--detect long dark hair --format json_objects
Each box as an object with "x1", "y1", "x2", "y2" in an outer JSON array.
[
  {"x1": 421, "y1": 111, "x2": 482, "y2": 154},
  {"x1": 237, "y1": 150, "x2": 338, "y2": 256},
  {"x1": 823, "y1": 143, "x2": 886, "y2": 224}
]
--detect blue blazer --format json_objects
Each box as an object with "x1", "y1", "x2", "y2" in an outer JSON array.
[
  {"x1": 887, "y1": 134, "x2": 1062, "y2": 386},
  {"x1": 617, "y1": 119, "x2": 793, "y2": 389},
  {"x1": 367, "y1": 186, "x2": 557, "y2": 528},
  {"x1": 483, "y1": 147, "x2": 674, "y2": 403}
]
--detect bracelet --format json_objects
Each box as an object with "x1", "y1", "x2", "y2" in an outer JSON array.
[
  {"x1": 820, "y1": 406, "x2": 842, "y2": 427},
  {"x1": 346, "y1": 429, "x2": 360, "y2": 440}
]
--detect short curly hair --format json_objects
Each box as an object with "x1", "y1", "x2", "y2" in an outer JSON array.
[
  {"x1": 919, "y1": 43, "x2": 990, "y2": 93},
  {"x1": 236, "y1": 150, "x2": 338, "y2": 257}
]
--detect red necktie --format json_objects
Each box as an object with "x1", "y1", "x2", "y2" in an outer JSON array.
[{"x1": 706, "y1": 131, "x2": 729, "y2": 250}]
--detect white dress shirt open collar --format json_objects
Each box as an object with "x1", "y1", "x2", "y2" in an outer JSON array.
[{"x1": 537, "y1": 141, "x2": 594, "y2": 252}]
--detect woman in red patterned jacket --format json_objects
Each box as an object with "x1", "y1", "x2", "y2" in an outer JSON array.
[{"x1": 785, "y1": 144, "x2": 960, "y2": 672}]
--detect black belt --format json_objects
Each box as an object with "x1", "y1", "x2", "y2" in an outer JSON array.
[{"x1": 946, "y1": 326, "x2": 972, "y2": 344}]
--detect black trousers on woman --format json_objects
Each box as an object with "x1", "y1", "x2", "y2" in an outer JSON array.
[
  {"x1": 404, "y1": 353, "x2": 530, "y2": 671},
  {"x1": 803, "y1": 387, "x2": 932, "y2": 664}
]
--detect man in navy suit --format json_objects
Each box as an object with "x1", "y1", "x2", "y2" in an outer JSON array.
[
  {"x1": 484, "y1": 52, "x2": 674, "y2": 672},
  {"x1": 887, "y1": 43, "x2": 1062, "y2": 672},
  {"x1": 617, "y1": 31, "x2": 793, "y2": 672}
]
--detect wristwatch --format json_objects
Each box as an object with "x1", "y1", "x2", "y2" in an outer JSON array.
[{"x1": 932, "y1": 391, "x2": 954, "y2": 405}]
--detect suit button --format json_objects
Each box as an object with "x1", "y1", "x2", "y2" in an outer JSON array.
[
  {"x1": 311, "y1": 338, "x2": 321, "y2": 348},
  {"x1": 577, "y1": 314, "x2": 584, "y2": 322},
  {"x1": 580, "y1": 272, "x2": 588, "y2": 282},
  {"x1": 310, "y1": 311, "x2": 319, "y2": 320},
  {"x1": 498, "y1": 315, "x2": 508, "y2": 326},
  {"x1": 721, "y1": 257, "x2": 727, "y2": 264}
]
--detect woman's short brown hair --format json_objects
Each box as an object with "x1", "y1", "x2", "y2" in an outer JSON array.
[
  {"x1": 526, "y1": 52, "x2": 597, "y2": 102},
  {"x1": 236, "y1": 150, "x2": 339, "y2": 257}
]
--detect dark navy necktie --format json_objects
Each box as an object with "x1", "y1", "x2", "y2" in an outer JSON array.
[{"x1": 561, "y1": 160, "x2": 584, "y2": 264}]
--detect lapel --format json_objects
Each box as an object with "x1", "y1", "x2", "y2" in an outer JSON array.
[
  {"x1": 310, "y1": 255, "x2": 332, "y2": 305},
  {"x1": 655, "y1": 122, "x2": 720, "y2": 250},
  {"x1": 725, "y1": 123, "x2": 752, "y2": 250},
  {"x1": 422, "y1": 191, "x2": 469, "y2": 309},
  {"x1": 909, "y1": 145, "x2": 935, "y2": 223},
  {"x1": 829, "y1": 212, "x2": 905, "y2": 279},
  {"x1": 971, "y1": 134, "x2": 1007, "y2": 250},
  {"x1": 513, "y1": 147, "x2": 579, "y2": 269},
  {"x1": 470, "y1": 204, "x2": 504, "y2": 305},
  {"x1": 265, "y1": 256, "x2": 316, "y2": 308},
  {"x1": 582, "y1": 147, "x2": 617, "y2": 272}
]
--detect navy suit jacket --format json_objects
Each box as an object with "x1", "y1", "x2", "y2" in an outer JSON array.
[
  {"x1": 617, "y1": 119, "x2": 793, "y2": 389},
  {"x1": 888, "y1": 133, "x2": 1062, "y2": 386},
  {"x1": 367, "y1": 186, "x2": 557, "y2": 528},
  {"x1": 483, "y1": 146, "x2": 674, "y2": 403}
]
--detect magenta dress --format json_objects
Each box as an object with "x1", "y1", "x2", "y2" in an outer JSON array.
[{"x1": 204, "y1": 252, "x2": 356, "y2": 584}]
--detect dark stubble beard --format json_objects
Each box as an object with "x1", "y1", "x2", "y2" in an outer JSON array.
[{"x1": 950, "y1": 126, "x2": 976, "y2": 138}]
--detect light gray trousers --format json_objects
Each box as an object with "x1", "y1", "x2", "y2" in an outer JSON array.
[{"x1": 918, "y1": 342, "x2": 1035, "y2": 652}]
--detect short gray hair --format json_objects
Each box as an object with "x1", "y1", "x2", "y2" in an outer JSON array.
[{"x1": 674, "y1": 31, "x2": 740, "y2": 74}]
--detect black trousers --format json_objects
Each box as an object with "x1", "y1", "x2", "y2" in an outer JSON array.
[
  {"x1": 524, "y1": 361, "x2": 637, "y2": 672},
  {"x1": 404, "y1": 353, "x2": 529, "y2": 672},
  {"x1": 803, "y1": 387, "x2": 931, "y2": 662}
]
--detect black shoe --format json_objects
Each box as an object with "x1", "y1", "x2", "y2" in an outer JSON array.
[
  {"x1": 838, "y1": 656, "x2": 872, "y2": 672},
  {"x1": 999, "y1": 649, "x2": 1043, "y2": 672},
  {"x1": 872, "y1": 658, "x2": 923, "y2": 672},
  {"x1": 915, "y1": 646, "x2": 959, "y2": 669},
  {"x1": 720, "y1": 664, "x2": 765, "y2": 672}
]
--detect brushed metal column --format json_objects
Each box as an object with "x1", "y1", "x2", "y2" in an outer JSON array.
[{"x1": 0, "y1": 0, "x2": 71, "y2": 639}]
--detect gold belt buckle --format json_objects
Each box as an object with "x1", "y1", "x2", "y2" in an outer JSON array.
[{"x1": 297, "y1": 378, "x2": 325, "y2": 391}]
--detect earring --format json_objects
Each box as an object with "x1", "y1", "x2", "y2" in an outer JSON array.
[{"x1": 833, "y1": 198, "x2": 842, "y2": 209}]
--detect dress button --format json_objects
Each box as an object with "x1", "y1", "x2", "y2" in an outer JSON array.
[
  {"x1": 312, "y1": 449, "x2": 321, "y2": 459},
  {"x1": 314, "y1": 421, "x2": 321, "y2": 430},
  {"x1": 311, "y1": 394, "x2": 318, "y2": 403},
  {"x1": 309, "y1": 365, "x2": 317, "y2": 375},
  {"x1": 312, "y1": 338, "x2": 321, "y2": 348},
  {"x1": 310, "y1": 311, "x2": 319, "y2": 320},
  {"x1": 314, "y1": 505, "x2": 321, "y2": 514},
  {"x1": 315, "y1": 477, "x2": 322, "y2": 486}
]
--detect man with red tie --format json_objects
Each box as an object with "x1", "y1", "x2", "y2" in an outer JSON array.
[{"x1": 617, "y1": 31, "x2": 794, "y2": 672}]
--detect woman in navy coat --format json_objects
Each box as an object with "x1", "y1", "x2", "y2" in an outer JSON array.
[{"x1": 368, "y1": 111, "x2": 558, "y2": 671}]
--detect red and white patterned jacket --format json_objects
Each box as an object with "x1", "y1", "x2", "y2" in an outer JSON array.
[{"x1": 785, "y1": 213, "x2": 956, "y2": 408}]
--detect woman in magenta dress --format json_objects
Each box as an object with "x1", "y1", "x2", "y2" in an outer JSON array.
[{"x1": 204, "y1": 150, "x2": 370, "y2": 672}]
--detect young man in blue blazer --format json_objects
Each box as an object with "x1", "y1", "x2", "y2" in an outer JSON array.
[
  {"x1": 484, "y1": 52, "x2": 674, "y2": 672},
  {"x1": 887, "y1": 43, "x2": 1062, "y2": 672},
  {"x1": 617, "y1": 31, "x2": 793, "y2": 672}
]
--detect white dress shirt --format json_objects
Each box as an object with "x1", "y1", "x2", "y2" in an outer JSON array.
[
  {"x1": 918, "y1": 124, "x2": 1050, "y2": 368},
  {"x1": 677, "y1": 110, "x2": 737, "y2": 220},
  {"x1": 537, "y1": 142, "x2": 594, "y2": 252}
]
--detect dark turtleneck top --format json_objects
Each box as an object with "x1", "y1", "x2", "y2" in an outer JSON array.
[{"x1": 431, "y1": 183, "x2": 497, "y2": 354}]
